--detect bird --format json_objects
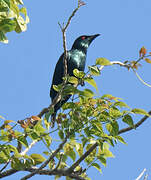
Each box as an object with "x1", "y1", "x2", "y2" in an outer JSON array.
[{"x1": 50, "y1": 34, "x2": 100, "y2": 122}]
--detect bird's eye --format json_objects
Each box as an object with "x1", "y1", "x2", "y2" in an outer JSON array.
[{"x1": 81, "y1": 36, "x2": 86, "y2": 40}]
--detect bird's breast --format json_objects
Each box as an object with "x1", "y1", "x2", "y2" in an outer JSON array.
[{"x1": 68, "y1": 50, "x2": 86, "y2": 72}]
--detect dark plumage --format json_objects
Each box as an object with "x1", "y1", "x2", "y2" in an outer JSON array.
[{"x1": 50, "y1": 34, "x2": 100, "y2": 120}]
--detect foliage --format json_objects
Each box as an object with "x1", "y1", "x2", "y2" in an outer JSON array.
[
  {"x1": 0, "y1": 0, "x2": 151, "y2": 179},
  {"x1": 0, "y1": 0, "x2": 29, "y2": 43},
  {"x1": 0, "y1": 54, "x2": 150, "y2": 179}
]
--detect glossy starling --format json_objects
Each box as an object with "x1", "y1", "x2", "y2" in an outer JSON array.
[{"x1": 50, "y1": 34, "x2": 100, "y2": 120}]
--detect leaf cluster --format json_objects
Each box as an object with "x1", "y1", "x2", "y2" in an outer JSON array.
[{"x1": 0, "y1": 0, "x2": 29, "y2": 43}]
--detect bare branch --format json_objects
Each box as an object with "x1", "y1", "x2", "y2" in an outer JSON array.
[{"x1": 20, "y1": 133, "x2": 70, "y2": 180}]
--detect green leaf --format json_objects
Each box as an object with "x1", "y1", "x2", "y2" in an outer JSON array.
[
  {"x1": 102, "y1": 143, "x2": 114, "y2": 158},
  {"x1": 43, "y1": 135, "x2": 52, "y2": 147},
  {"x1": 11, "y1": 158, "x2": 23, "y2": 170},
  {"x1": 131, "y1": 108, "x2": 149, "y2": 116},
  {"x1": 4, "y1": 120, "x2": 15, "y2": 124},
  {"x1": 30, "y1": 154, "x2": 46, "y2": 165},
  {"x1": 53, "y1": 84, "x2": 62, "y2": 92},
  {"x1": 44, "y1": 117, "x2": 50, "y2": 130},
  {"x1": 91, "y1": 163, "x2": 102, "y2": 174},
  {"x1": 75, "y1": 143, "x2": 83, "y2": 156},
  {"x1": 62, "y1": 102, "x2": 75, "y2": 110},
  {"x1": 0, "y1": 130, "x2": 9, "y2": 141},
  {"x1": 63, "y1": 84, "x2": 78, "y2": 95},
  {"x1": 114, "y1": 101, "x2": 130, "y2": 108},
  {"x1": 122, "y1": 114, "x2": 134, "y2": 127},
  {"x1": 18, "y1": 136, "x2": 28, "y2": 147},
  {"x1": 101, "y1": 94, "x2": 119, "y2": 100},
  {"x1": 96, "y1": 57, "x2": 111, "y2": 66},
  {"x1": 10, "y1": 1, "x2": 19, "y2": 17},
  {"x1": 64, "y1": 143, "x2": 76, "y2": 161},
  {"x1": 45, "y1": 108, "x2": 54, "y2": 122},
  {"x1": 109, "y1": 108, "x2": 122, "y2": 118},
  {"x1": 73, "y1": 69, "x2": 85, "y2": 78},
  {"x1": 34, "y1": 123, "x2": 46, "y2": 135},
  {"x1": 0, "y1": 151, "x2": 9, "y2": 163},
  {"x1": 88, "y1": 66, "x2": 100, "y2": 76},
  {"x1": 66, "y1": 176, "x2": 72, "y2": 180},
  {"x1": 106, "y1": 124, "x2": 112, "y2": 134},
  {"x1": 0, "y1": 19, "x2": 16, "y2": 32},
  {"x1": 67, "y1": 150, "x2": 76, "y2": 161},
  {"x1": 16, "y1": 0, "x2": 24, "y2": 5},
  {"x1": 85, "y1": 77, "x2": 98, "y2": 91},
  {"x1": 58, "y1": 130, "x2": 64, "y2": 140},
  {"x1": 43, "y1": 151, "x2": 50, "y2": 156},
  {"x1": 1, "y1": 0, "x2": 10, "y2": 8},
  {"x1": 116, "y1": 136, "x2": 127, "y2": 144},
  {"x1": 111, "y1": 121, "x2": 119, "y2": 136},
  {"x1": 82, "y1": 88, "x2": 94, "y2": 98},
  {"x1": 68, "y1": 76, "x2": 78, "y2": 85},
  {"x1": 98, "y1": 156, "x2": 107, "y2": 167},
  {"x1": 0, "y1": 31, "x2": 8, "y2": 43},
  {"x1": 55, "y1": 175, "x2": 61, "y2": 180},
  {"x1": 145, "y1": 58, "x2": 151, "y2": 64}
]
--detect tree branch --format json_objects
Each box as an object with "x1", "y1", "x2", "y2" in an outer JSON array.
[
  {"x1": 67, "y1": 142, "x2": 98, "y2": 173},
  {"x1": 118, "y1": 110, "x2": 151, "y2": 134},
  {"x1": 20, "y1": 133, "x2": 70, "y2": 180},
  {"x1": 0, "y1": 167, "x2": 86, "y2": 180},
  {"x1": 0, "y1": 169, "x2": 18, "y2": 178}
]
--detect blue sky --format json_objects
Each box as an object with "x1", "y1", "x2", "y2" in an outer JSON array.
[{"x1": 0, "y1": 0, "x2": 151, "y2": 179}]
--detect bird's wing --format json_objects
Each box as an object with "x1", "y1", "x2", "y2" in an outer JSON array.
[{"x1": 50, "y1": 52, "x2": 69, "y2": 101}]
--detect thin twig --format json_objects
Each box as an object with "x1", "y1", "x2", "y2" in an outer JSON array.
[
  {"x1": 20, "y1": 140, "x2": 38, "y2": 156},
  {"x1": 59, "y1": 0, "x2": 85, "y2": 77},
  {"x1": 135, "y1": 168, "x2": 147, "y2": 180},
  {"x1": 0, "y1": 161, "x2": 10, "y2": 173},
  {"x1": 98, "y1": 60, "x2": 130, "y2": 72},
  {"x1": 53, "y1": 153, "x2": 63, "y2": 170}
]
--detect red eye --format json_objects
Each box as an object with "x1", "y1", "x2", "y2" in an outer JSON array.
[{"x1": 81, "y1": 36, "x2": 86, "y2": 40}]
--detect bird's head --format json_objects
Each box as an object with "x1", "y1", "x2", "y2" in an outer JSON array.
[{"x1": 71, "y1": 34, "x2": 100, "y2": 53}]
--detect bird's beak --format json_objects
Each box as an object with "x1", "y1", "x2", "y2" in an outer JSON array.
[{"x1": 89, "y1": 34, "x2": 100, "y2": 43}]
